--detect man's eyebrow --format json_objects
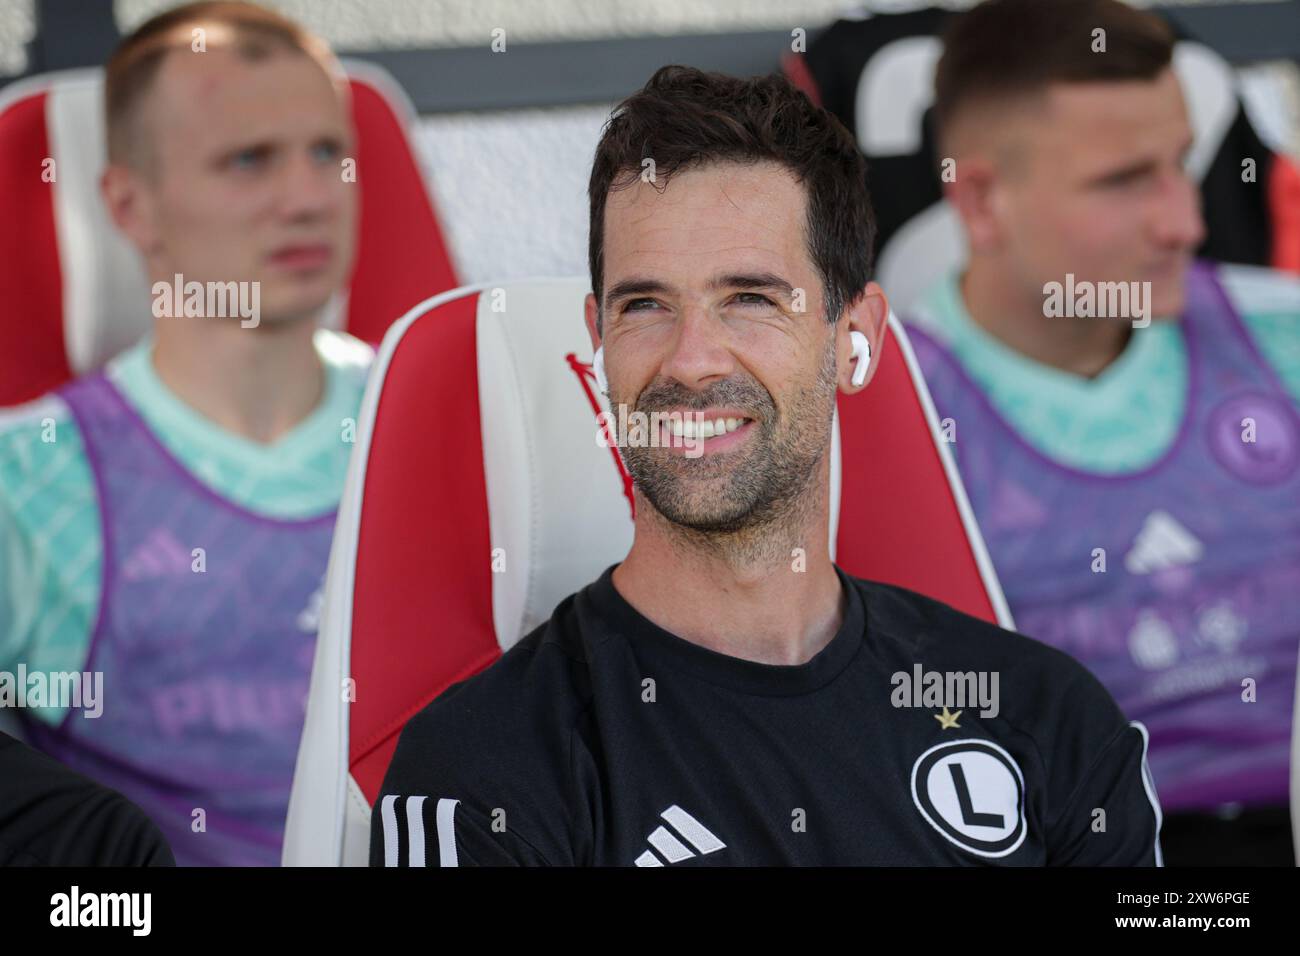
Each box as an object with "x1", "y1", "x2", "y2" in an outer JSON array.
[
  {"x1": 212, "y1": 137, "x2": 277, "y2": 157},
  {"x1": 211, "y1": 127, "x2": 346, "y2": 158},
  {"x1": 1085, "y1": 156, "x2": 1155, "y2": 184},
  {"x1": 708, "y1": 273, "x2": 796, "y2": 297},
  {"x1": 603, "y1": 272, "x2": 797, "y2": 308},
  {"x1": 605, "y1": 278, "x2": 673, "y2": 307},
  {"x1": 603, "y1": 273, "x2": 795, "y2": 310},
  {"x1": 1087, "y1": 136, "x2": 1195, "y2": 185}
]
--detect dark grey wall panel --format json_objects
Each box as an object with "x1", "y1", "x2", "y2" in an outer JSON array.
[
  {"x1": 340, "y1": 30, "x2": 796, "y2": 113},
  {"x1": 7, "y1": 2, "x2": 1298, "y2": 110}
]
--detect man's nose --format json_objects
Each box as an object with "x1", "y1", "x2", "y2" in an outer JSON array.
[
  {"x1": 276, "y1": 150, "x2": 340, "y2": 220},
  {"x1": 1152, "y1": 168, "x2": 1206, "y2": 249},
  {"x1": 656, "y1": 303, "x2": 737, "y2": 391}
]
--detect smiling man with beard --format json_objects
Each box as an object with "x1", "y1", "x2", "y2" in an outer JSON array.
[{"x1": 374, "y1": 66, "x2": 1162, "y2": 867}]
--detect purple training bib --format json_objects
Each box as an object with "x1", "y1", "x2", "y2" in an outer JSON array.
[
  {"x1": 24, "y1": 372, "x2": 336, "y2": 864},
  {"x1": 906, "y1": 262, "x2": 1300, "y2": 813}
]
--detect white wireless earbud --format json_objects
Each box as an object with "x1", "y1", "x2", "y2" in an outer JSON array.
[
  {"x1": 593, "y1": 345, "x2": 608, "y2": 396},
  {"x1": 849, "y1": 330, "x2": 872, "y2": 387}
]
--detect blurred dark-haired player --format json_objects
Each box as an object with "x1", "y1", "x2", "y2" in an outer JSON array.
[{"x1": 903, "y1": 0, "x2": 1300, "y2": 864}]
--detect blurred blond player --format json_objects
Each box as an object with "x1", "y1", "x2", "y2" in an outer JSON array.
[
  {"x1": 0, "y1": 2, "x2": 371, "y2": 865},
  {"x1": 902, "y1": 0, "x2": 1300, "y2": 864}
]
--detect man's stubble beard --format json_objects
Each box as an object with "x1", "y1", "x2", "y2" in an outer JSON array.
[{"x1": 618, "y1": 333, "x2": 839, "y2": 566}]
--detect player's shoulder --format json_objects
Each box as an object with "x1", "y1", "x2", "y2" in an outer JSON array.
[
  {"x1": 898, "y1": 272, "x2": 961, "y2": 344},
  {"x1": 385, "y1": 589, "x2": 596, "y2": 789},
  {"x1": 0, "y1": 392, "x2": 84, "y2": 501},
  {"x1": 0, "y1": 393, "x2": 73, "y2": 443},
  {"x1": 378, "y1": 590, "x2": 598, "y2": 866},
  {"x1": 851, "y1": 575, "x2": 1125, "y2": 728},
  {"x1": 0, "y1": 731, "x2": 173, "y2": 866},
  {"x1": 852, "y1": 573, "x2": 1016, "y2": 654},
  {"x1": 1214, "y1": 261, "x2": 1300, "y2": 316}
]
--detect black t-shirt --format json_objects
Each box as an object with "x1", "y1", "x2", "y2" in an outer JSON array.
[
  {"x1": 374, "y1": 565, "x2": 1162, "y2": 866},
  {"x1": 0, "y1": 730, "x2": 174, "y2": 866}
]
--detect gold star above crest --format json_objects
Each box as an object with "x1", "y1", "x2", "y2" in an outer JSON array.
[{"x1": 934, "y1": 706, "x2": 962, "y2": 729}]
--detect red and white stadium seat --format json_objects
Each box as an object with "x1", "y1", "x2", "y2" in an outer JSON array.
[
  {"x1": 281, "y1": 277, "x2": 1014, "y2": 866},
  {"x1": 0, "y1": 60, "x2": 460, "y2": 407}
]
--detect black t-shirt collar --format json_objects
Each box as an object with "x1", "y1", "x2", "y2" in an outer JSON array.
[{"x1": 584, "y1": 562, "x2": 866, "y2": 696}]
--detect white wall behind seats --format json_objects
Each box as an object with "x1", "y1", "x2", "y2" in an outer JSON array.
[{"x1": 418, "y1": 104, "x2": 614, "y2": 284}]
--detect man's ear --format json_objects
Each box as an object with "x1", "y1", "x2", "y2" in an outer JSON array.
[
  {"x1": 583, "y1": 292, "x2": 601, "y2": 351},
  {"x1": 943, "y1": 154, "x2": 1002, "y2": 252},
  {"x1": 838, "y1": 281, "x2": 889, "y2": 394},
  {"x1": 100, "y1": 164, "x2": 160, "y2": 257}
]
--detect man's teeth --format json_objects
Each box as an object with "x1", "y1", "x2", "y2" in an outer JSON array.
[{"x1": 668, "y1": 416, "x2": 750, "y2": 439}]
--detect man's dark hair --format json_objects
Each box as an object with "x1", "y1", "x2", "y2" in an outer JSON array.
[
  {"x1": 588, "y1": 65, "x2": 876, "y2": 331},
  {"x1": 934, "y1": 0, "x2": 1175, "y2": 150}
]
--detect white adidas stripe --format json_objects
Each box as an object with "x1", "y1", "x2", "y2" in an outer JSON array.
[
  {"x1": 1125, "y1": 510, "x2": 1203, "y2": 574},
  {"x1": 661, "y1": 805, "x2": 726, "y2": 854},
  {"x1": 379, "y1": 795, "x2": 460, "y2": 867},
  {"x1": 436, "y1": 798, "x2": 460, "y2": 867},
  {"x1": 380, "y1": 795, "x2": 399, "y2": 867},
  {"x1": 405, "y1": 796, "x2": 427, "y2": 867},
  {"x1": 648, "y1": 825, "x2": 694, "y2": 863},
  {"x1": 1131, "y1": 721, "x2": 1166, "y2": 868},
  {"x1": 634, "y1": 805, "x2": 726, "y2": 866}
]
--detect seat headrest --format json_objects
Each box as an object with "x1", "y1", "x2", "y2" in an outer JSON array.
[{"x1": 0, "y1": 60, "x2": 460, "y2": 405}]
